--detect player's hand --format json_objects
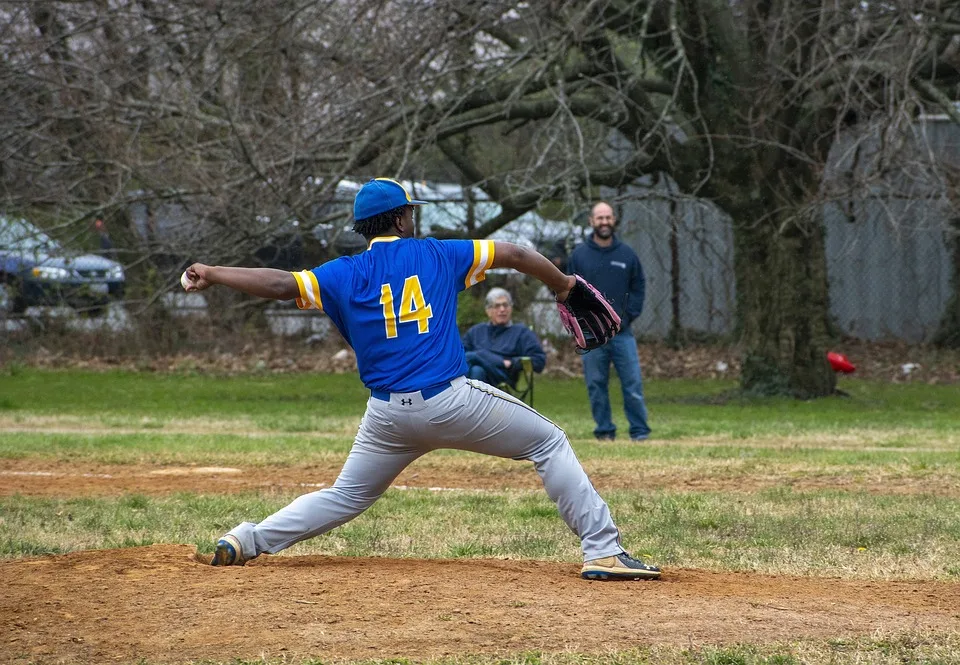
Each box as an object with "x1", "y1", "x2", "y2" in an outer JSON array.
[
  {"x1": 181, "y1": 263, "x2": 214, "y2": 292},
  {"x1": 556, "y1": 275, "x2": 622, "y2": 353},
  {"x1": 503, "y1": 359, "x2": 512, "y2": 369},
  {"x1": 554, "y1": 275, "x2": 577, "y2": 303}
]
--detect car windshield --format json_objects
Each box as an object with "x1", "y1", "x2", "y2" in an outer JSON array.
[{"x1": 0, "y1": 217, "x2": 60, "y2": 252}]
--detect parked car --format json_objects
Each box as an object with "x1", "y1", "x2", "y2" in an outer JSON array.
[{"x1": 0, "y1": 216, "x2": 125, "y2": 315}]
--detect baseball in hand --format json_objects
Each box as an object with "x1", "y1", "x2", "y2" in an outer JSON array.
[{"x1": 180, "y1": 270, "x2": 191, "y2": 291}]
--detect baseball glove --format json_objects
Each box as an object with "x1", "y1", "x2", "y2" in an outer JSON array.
[{"x1": 556, "y1": 275, "x2": 622, "y2": 353}]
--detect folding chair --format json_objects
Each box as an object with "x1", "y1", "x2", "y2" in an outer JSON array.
[{"x1": 497, "y1": 356, "x2": 535, "y2": 407}]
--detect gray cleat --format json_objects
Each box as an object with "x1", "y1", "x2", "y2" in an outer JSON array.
[{"x1": 581, "y1": 552, "x2": 661, "y2": 580}]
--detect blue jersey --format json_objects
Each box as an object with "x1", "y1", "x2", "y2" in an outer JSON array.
[{"x1": 291, "y1": 236, "x2": 496, "y2": 393}]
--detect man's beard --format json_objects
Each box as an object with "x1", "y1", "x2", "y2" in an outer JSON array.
[{"x1": 594, "y1": 225, "x2": 614, "y2": 239}]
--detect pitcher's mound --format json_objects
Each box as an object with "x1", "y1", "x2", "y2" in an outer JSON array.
[{"x1": 2, "y1": 545, "x2": 959, "y2": 663}]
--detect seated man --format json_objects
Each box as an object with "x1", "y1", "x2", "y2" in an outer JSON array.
[{"x1": 462, "y1": 287, "x2": 546, "y2": 388}]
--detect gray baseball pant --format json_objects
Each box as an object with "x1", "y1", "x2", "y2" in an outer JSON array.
[{"x1": 226, "y1": 376, "x2": 624, "y2": 561}]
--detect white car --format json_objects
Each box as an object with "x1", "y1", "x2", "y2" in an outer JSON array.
[{"x1": 0, "y1": 216, "x2": 125, "y2": 315}]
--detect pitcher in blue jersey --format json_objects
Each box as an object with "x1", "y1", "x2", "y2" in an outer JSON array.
[{"x1": 181, "y1": 178, "x2": 660, "y2": 580}]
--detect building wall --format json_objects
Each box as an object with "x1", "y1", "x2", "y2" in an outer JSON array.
[{"x1": 824, "y1": 197, "x2": 953, "y2": 342}]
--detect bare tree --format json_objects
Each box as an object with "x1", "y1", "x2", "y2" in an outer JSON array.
[
  {"x1": 1, "y1": 1, "x2": 445, "y2": 262},
  {"x1": 369, "y1": 0, "x2": 960, "y2": 395},
  {"x1": 4, "y1": 1, "x2": 960, "y2": 394}
]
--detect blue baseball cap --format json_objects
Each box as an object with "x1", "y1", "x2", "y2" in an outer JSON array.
[{"x1": 353, "y1": 178, "x2": 428, "y2": 221}]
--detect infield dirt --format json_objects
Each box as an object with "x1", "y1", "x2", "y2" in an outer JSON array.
[
  {"x1": 3, "y1": 544, "x2": 960, "y2": 664},
  {"x1": 2, "y1": 456, "x2": 959, "y2": 498}
]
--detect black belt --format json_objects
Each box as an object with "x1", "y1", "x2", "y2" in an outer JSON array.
[{"x1": 370, "y1": 380, "x2": 454, "y2": 402}]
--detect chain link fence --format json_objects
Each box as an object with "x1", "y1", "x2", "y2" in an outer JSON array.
[{"x1": 591, "y1": 166, "x2": 957, "y2": 346}]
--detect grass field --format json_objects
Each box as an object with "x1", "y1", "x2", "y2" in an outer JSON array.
[{"x1": 1, "y1": 368, "x2": 959, "y2": 664}]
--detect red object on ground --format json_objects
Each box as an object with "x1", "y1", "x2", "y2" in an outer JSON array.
[{"x1": 827, "y1": 351, "x2": 856, "y2": 373}]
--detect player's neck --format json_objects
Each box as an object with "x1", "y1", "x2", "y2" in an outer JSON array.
[{"x1": 368, "y1": 233, "x2": 403, "y2": 248}]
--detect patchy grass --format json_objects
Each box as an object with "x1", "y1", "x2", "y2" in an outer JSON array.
[
  {"x1": 4, "y1": 370, "x2": 960, "y2": 439},
  {"x1": 1, "y1": 369, "x2": 960, "y2": 663},
  {"x1": 1, "y1": 371, "x2": 959, "y2": 579},
  {"x1": 2, "y1": 484, "x2": 958, "y2": 580}
]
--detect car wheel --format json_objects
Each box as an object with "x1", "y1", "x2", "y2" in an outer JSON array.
[{"x1": 0, "y1": 281, "x2": 26, "y2": 315}]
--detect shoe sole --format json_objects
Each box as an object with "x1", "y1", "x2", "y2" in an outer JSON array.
[{"x1": 581, "y1": 569, "x2": 661, "y2": 581}]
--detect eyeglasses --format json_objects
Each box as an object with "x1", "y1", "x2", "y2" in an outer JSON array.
[{"x1": 487, "y1": 302, "x2": 512, "y2": 310}]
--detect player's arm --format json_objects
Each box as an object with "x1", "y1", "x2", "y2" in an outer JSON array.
[
  {"x1": 492, "y1": 242, "x2": 576, "y2": 302},
  {"x1": 182, "y1": 263, "x2": 299, "y2": 301}
]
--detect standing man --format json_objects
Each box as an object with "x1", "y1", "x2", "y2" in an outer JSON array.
[
  {"x1": 94, "y1": 219, "x2": 118, "y2": 262},
  {"x1": 567, "y1": 201, "x2": 651, "y2": 442},
  {"x1": 462, "y1": 287, "x2": 546, "y2": 388},
  {"x1": 182, "y1": 178, "x2": 660, "y2": 581}
]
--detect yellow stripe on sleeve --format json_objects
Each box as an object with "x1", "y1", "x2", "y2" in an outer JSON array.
[
  {"x1": 292, "y1": 270, "x2": 323, "y2": 311},
  {"x1": 465, "y1": 240, "x2": 495, "y2": 288}
]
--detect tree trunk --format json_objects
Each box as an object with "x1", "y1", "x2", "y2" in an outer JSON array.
[
  {"x1": 667, "y1": 187, "x2": 685, "y2": 347},
  {"x1": 933, "y1": 218, "x2": 960, "y2": 348},
  {"x1": 733, "y1": 201, "x2": 837, "y2": 397}
]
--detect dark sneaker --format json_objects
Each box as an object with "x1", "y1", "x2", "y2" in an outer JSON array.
[
  {"x1": 595, "y1": 433, "x2": 616, "y2": 441},
  {"x1": 210, "y1": 534, "x2": 247, "y2": 566},
  {"x1": 581, "y1": 552, "x2": 661, "y2": 580}
]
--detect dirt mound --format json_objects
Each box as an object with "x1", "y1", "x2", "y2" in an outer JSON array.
[{"x1": 2, "y1": 545, "x2": 958, "y2": 664}]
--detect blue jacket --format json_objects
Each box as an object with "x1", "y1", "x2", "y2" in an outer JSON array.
[
  {"x1": 462, "y1": 322, "x2": 546, "y2": 383},
  {"x1": 566, "y1": 234, "x2": 645, "y2": 326}
]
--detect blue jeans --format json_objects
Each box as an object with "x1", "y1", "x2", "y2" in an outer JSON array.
[
  {"x1": 465, "y1": 351, "x2": 511, "y2": 386},
  {"x1": 581, "y1": 331, "x2": 650, "y2": 439}
]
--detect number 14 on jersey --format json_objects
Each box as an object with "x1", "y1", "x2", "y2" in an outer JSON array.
[{"x1": 379, "y1": 275, "x2": 433, "y2": 339}]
